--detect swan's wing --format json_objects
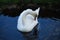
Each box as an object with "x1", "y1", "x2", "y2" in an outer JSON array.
[{"x1": 23, "y1": 20, "x2": 38, "y2": 32}]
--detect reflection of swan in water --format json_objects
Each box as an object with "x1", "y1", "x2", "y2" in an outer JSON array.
[{"x1": 17, "y1": 7, "x2": 40, "y2": 32}]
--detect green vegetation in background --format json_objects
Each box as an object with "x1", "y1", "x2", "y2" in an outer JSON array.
[
  {"x1": 0, "y1": 0, "x2": 19, "y2": 3},
  {"x1": 0, "y1": 0, "x2": 60, "y2": 3},
  {"x1": 23, "y1": 0, "x2": 31, "y2": 4},
  {"x1": 32, "y1": 0, "x2": 60, "y2": 4},
  {"x1": 0, "y1": 0, "x2": 60, "y2": 4},
  {"x1": 0, "y1": 0, "x2": 60, "y2": 8}
]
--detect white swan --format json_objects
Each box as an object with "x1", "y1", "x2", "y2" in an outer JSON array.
[{"x1": 17, "y1": 7, "x2": 40, "y2": 32}]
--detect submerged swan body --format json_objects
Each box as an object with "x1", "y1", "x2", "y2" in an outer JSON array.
[{"x1": 17, "y1": 8, "x2": 40, "y2": 32}]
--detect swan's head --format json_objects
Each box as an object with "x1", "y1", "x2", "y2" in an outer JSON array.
[
  {"x1": 30, "y1": 7, "x2": 40, "y2": 20},
  {"x1": 21, "y1": 7, "x2": 40, "y2": 20},
  {"x1": 34, "y1": 7, "x2": 40, "y2": 16}
]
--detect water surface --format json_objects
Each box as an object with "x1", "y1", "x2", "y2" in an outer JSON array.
[{"x1": 0, "y1": 15, "x2": 60, "y2": 40}]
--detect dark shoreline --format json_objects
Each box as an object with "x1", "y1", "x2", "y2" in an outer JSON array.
[{"x1": 0, "y1": 3, "x2": 60, "y2": 19}]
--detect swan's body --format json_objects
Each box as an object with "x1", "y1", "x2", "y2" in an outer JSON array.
[{"x1": 17, "y1": 8, "x2": 40, "y2": 32}]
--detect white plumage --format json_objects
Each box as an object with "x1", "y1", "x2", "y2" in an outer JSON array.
[{"x1": 17, "y1": 7, "x2": 40, "y2": 32}]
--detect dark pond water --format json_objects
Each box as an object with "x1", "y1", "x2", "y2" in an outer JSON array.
[{"x1": 0, "y1": 15, "x2": 60, "y2": 40}]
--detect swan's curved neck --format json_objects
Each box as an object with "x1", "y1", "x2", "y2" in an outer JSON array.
[
  {"x1": 21, "y1": 11, "x2": 31, "y2": 26},
  {"x1": 21, "y1": 10, "x2": 30, "y2": 18},
  {"x1": 22, "y1": 11, "x2": 29, "y2": 20}
]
